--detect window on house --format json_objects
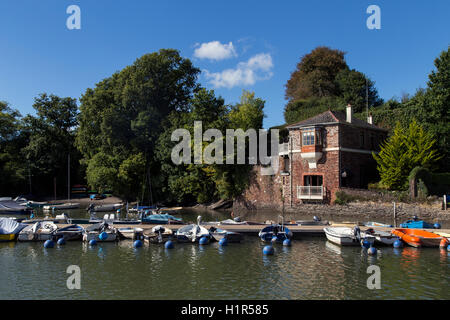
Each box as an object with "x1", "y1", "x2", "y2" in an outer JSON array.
[
  {"x1": 304, "y1": 175, "x2": 323, "y2": 186},
  {"x1": 283, "y1": 156, "x2": 290, "y2": 172},
  {"x1": 302, "y1": 130, "x2": 321, "y2": 146},
  {"x1": 359, "y1": 132, "x2": 365, "y2": 148}
]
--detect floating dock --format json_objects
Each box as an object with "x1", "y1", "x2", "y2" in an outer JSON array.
[{"x1": 57, "y1": 223, "x2": 450, "y2": 240}]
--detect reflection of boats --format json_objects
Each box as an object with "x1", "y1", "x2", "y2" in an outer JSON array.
[
  {"x1": 0, "y1": 218, "x2": 27, "y2": 241},
  {"x1": 325, "y1": 240, "x2": 343, "y2": 255},
  {"x1": 82, "y1": 222, "x2": 118, "y2": 242},
  {"x1": 392, "y1": 228, "x2": 443, "y2": 247},
  {"x1": 208, "y1": 226, "x2": 243, "y2": 243},
  {"x1": 365, "y1": 221, "x2": 393, "y2": 228},
  {"x1": 364, "y1": 228, "x2": 399, "y2": 245},
  {"x1": 324, "y1": 227, "x2": 375, "y2": 246},
  {"x1": 43, "y1": 203, "x2": 80, "y2": 211},
  {"x1": 52, "y1": 224, "x2": 84, "y2": 241},
  {"x1": 144, "y1": 225, "x2": 173, "y2": 244},
  {"x1": 26, "y1": 201, "x2": 51, "y2": 208},
  {"x1": 259, "y1": 224, "x2": 292, "y2": 243},
  {"x1": 117, "y1": 227, "x2": 144, "y2": 240},
  {"x1": 141, "y1": 213, "x2": 183, "y2": 225},
  {"x1": 18, "y1": 221, "x2": 58, "y2": 241}
]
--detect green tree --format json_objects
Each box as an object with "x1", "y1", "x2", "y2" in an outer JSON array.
[
  {"x1": 335, "y1": 69, "x2": 383, "y2": 113},
  {"x1": 373, "y1": 120, "x2": 441, "y2": 190},
  {"x1": 22, "y1": 94, "x2": 80, "y2": 196},
  {"x1": 76, "y1": 49, "x2": 200, "y2": 201},
  {"x1": 285, "y1": 46, "x2": 348, "y2": 101},
  {"x1": 0, "y1": 101, "x2": 27, "y2": 195}
]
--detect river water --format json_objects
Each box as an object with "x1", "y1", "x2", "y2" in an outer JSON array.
[{"x1": 0, "y1": 208, "x2": 449, "y2": 300}]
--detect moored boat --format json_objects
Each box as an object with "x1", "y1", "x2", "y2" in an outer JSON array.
[
  {"x1": 43, "y1": 203, "x2": 80, "y2": 211},
  {"x1": 391, "y1": 228, "x2": 443, "y2": 248},
  {"x1": 144, "y1": 225, "x2": 173, "y2": 244},
  {"x1": 363, "y1": 228, "x2": 399, "y2": 245},
  {"x1": 208, "y1": 226, "x2": 243, "y2": 243},
  {"x1": 324, "y1": 227, "x2": 375, "y2": 246},
  {"x1": 141, "y1": 213, "x2": 183, "y2": 224},
  {"x1": 18, "y1": 221, "x2": 58, "y2": 241},
  {"x1": 400, "y1": 219, "x2": 437, "y2": 229},
  {"x1": 0, "y1": 218, "x2": 27, "y2": 241},
  {"x1": 83, "y1": 222, "x2": 118, "y2": 242},
  {"x1": 88, "y1": 203, "x2": 123, "y2": 212},
  {"x1": 365, "y1": 221, "x2": 393, "y2": 228},
  {"x1": 258, "y1": 224, "x2": 293, "y2": 243},
  {"x1": 175, "y1": 217, "x2": 211, "y2": 243},
  {"x1": 52, "y1": 224, "x2": 85, "y2": 241},
  {"x1": 0, "y1": 201, "x2": 30, "y2": 214},
  {"x1": 117, "y1": 227, "x2": 144, "y2": 240}
]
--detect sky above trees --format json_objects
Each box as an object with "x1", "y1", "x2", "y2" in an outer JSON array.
[{"x1": 0, "y1": 0, "x2": 449, "y2": 128}]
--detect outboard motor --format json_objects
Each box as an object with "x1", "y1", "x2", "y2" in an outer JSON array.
[
  {"x1": 412, "y1": 215, "x2": 419, "y2": 221},
  {"x1": 313, "y1": 216, "x2": 321, "y2": 222},
  {"x1": 234, "y1": 217, "x2": 241, "y2": 222},
  {"x1": 353, "y1": 226, "x2": 361, "y2": 242}
]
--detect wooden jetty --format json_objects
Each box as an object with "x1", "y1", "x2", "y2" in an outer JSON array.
[{"x1": 56, "y1": 222, "x2": 450, "y2": 240}]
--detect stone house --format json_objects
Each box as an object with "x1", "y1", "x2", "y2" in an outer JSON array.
[{"x1": 240, "y1": 105, "x2": 388, "y2": 208}]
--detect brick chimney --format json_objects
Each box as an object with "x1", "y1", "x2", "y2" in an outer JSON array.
[
  {"x1": 346, "y1": 104, "x2": 352, "y2": 123},
  {"x1": 367, "y1": 113, "x2": 373, "y2": 124}
]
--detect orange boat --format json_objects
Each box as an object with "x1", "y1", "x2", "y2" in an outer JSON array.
[{"x1": 392, "y1": 228, "x2": 443, "y2": 248}]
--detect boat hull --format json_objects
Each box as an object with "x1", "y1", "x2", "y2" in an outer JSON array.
[
  {"x1": 392, "y1": 228, "x2": 443, "y2": 247},
  {"x1": 83, "y1": 232, "x2": 117, "y2": 242},
  {"x1": 324, "y1": 227, "x2": 375, "y2": 246},
  {"x1": 0, "y1": 234, "x2": 17, "y2": 242}
]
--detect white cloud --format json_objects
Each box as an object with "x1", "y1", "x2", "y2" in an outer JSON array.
[
  {"x1": 194, "y1": 41, "x2": 237, "y2": 61},
  {"x1": 204, "y1": 53, "x2": 273, "y2": 89}
]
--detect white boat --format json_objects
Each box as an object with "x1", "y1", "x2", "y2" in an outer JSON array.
[
  {"x1": 117, "y1": 227, "x2": 144, "y2": 240},
  {"x1": 218, "y1": 218, "x2": 248, "y2": 225},
  {"x1": 364, "y1": 228, "x2": 399, "y2": 246},
  {"x1": 83, "y1": 222, "x2": 118, "y2": 242},
  {"x1": 18, "y1": 221, "x2": 58, "y2": 241},
  {"x1": 144, "y1": 225, "x2": 173, "y2": 244},
  {"x1": 175, "y1": 216, "x2": 211, "y2": 243},
  {"x1": 324, "y1": 227, "x2": 375, "y2": 246},
  {"x1": 43, "y1": 203, "x2": 80, "y2": 211},
  {"x1": 89, "y1": 203, "x2": 123, "y2": 212}
]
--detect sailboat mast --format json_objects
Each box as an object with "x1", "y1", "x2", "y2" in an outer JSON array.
[{"x1": 68, "y1": 153, "x2": 70, "y2": 201}]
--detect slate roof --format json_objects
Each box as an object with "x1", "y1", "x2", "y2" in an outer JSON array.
[{"x1": 286, "y1": 110, "x2": 387, "y2": 131}]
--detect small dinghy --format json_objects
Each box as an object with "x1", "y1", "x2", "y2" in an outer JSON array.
[
  {"x1": 144, "y1": 225, "x2": 173, "y2": 244},
  {"x1": 363, "y1": 228, "x2": 399, "y2": 245},
  {"x1": 400, "y1": 216, "x2": 438, "y2": 229},
  {"x1": 296, "y1": 216, "x2": 329, "y2": 226},
  {"x1": 0, "y1": 218, "x2": 27, "y2": 241},
  {"x1": 88, "y1": 203, "x2": 123, "y2": 212},
  {"x1": 52, "y1": 224, "x2": 85, "y2": 241},
  {"x1": 117, "y1": 227, "x2": 144, "y2": 240},
  {"x1": 43, "y1": 203, "x2": 80, "y2": 211},
  {"x1": 18, "y1": 221, "x2": 58, "y2": 241},
  {"x1": 175, "y1": 216, "x2": 211, "y2": 243},
  {"x1": 83, "y1": 222, "x2": 118, "y2": 242},
  {"x1": 364, "y1": 221, "x2": 393, "y2": 228},
  {"x1": 0, "y1": 201, "x2": 30, "y2": 214},
  {"x1": 218, "y1": 218, "x2": 248, "y2": 225},
  {"x1": 141, "y1": 213, "x2": 183, "y2": 225},
  {"x1": 259, "y1": 224, "x2": 293, "y2": 243},
  {"x1": 324, "y1": 226, "x2": 375, "y2": 246},
  {"x1": 208, "y1": 226, "x2": 243, "y2": 243},
  {"x1": 391, "y1": 228, "x2": 443, "y2": 247}
]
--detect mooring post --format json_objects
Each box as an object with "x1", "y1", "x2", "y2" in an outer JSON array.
[{"x1": 393, "y1": 201, "x2": 397, "y2": 227}]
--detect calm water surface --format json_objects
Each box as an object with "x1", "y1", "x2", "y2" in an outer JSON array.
[
  {"x1": 1, "y1": 208, "x2": 449, "y2": 300},
  {"x1": 1, "y1": 237, "x2": 449, "y2": 300}
]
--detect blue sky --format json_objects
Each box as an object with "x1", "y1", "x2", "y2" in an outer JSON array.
[{"x1": 0, "y1": 0, "x2": 449, "y2": 129}]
